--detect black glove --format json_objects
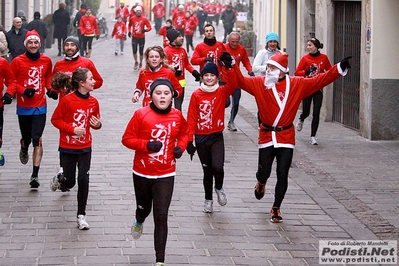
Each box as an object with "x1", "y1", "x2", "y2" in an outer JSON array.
[
  {"x1": 305, "y1": 65, "x2": 317, "y2": 76},
  {"x1": 23, "y1": 88, "x2": 36, "y2": 98},
  {"x1": 141, "y1": 29, "x2": 147, "y2": 33},
  {"x1": 192, "y1": 70, "x2": 201, "y2": 81},
  {"x1": 2, "y1": 93, "x2": 12, "y2": 104},
  {"x1": 174, "y1": 66, "x2": 182, "y2": 77},
  {"x1": 173, "y1": 146, "x2": 183, "y2": 159},
  {"x1": 219, "y1": 51, "x2": 233, "y2": 68},
  {"x1": 248, "y1": 71, "x2": 255, "y2": 77},
  {"x1": 128, "y1": 32, "x2": 132, "y2": 38},
  {"x1": 96, "y1": 35, "x2": 100, "y2": 40},
  {"x1": 46, "y1": 89, "x2": 58, "y2": 100},
  {"x1": 204, "y1": 56, "x2": 214, "y2": 63},
  {"x1": 186, "y1": 141, "x2": 196, "y2": 160},
  {"x1": 147, "y1": 141, "x2": 162, "y2": 152},
  {"x1": 340, "y1": 56, "x2": 352, "y2": 71}
]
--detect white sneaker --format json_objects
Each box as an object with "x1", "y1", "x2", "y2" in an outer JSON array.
[
  {"x1": 227, "y1": 122, "x2": 237, "y2": 131},
  {"x1": 310, "y1": 136, "x2": 318, "y2": 145},
  {"x1": 121, "y1": 51, "x2": 124, "y2": 55},
  {"x1": 77, "y1": 215, "x2": 90, "y2": 230},
  {"x1": 214, "y1": 187, "x2": 227, "y2": 206},
  {"x1": 296, "y1": 120, "x2": 303, "y2": 131},
  {"x1": 131, "y1": 221, "x2": 143, "y2": 239},
  {"x1": 203, "y1": 200, "x2": 213, "y2": 213}
]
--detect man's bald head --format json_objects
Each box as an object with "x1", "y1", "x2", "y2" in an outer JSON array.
[{"x1": 13, "y1": 17, "x2": 22, "y2": 29}]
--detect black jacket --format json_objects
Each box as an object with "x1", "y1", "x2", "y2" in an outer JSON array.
[
  {"x1": 52, "y1": 8, "x2": 70, "y2": 38},
  {"x1": 6, "y1": 27, "x2": 28, "y2": 58},
  {"x1": 27, "y1": 19, "x2": 48, "y2": 41}
]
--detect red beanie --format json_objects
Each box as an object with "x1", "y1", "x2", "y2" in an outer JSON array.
[{"x1": 267, "y1": 53, "x2": 289, "y2": 73}]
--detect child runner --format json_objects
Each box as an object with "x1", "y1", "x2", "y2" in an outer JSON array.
[
  {"x1": 50, "y1": 68, "x2": 102, "y2": 230},
  {"x1": 122, "y1": 78, "x2": 189, "y2": 266}
]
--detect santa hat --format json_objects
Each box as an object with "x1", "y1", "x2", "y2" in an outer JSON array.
[
  {"x1": 267, "y1": 53, "x2": 289, "y2": 73},
  {"x1": 24, "y1": 30, "x2": 41, "y2": 46},
  {"x1": 134, "y1": 5, "x2": 142, "y2": 12}
]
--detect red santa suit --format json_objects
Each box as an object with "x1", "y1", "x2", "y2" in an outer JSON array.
[
  {"x1": 122, "y1": 106, "x2": 189, "y2": 178},
  {"x1": 236, "y1": 53, "x2": 347, "y2": 149},
  {"x1": 51, "y1": 91, "x2": 101, "y2": 151},
  {"x1": 134, "y1": 66, "x2": 183, "y2": 106}
]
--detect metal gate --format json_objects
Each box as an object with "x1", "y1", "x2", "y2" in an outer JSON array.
[{"x1": 333, "y1": 1, "x2": 361, "y2": 130}]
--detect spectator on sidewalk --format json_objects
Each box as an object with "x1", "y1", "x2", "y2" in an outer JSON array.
[
  {"x1": 252, "y1": 32, "x2": 281, "y2": 76},
  {"x1": 132, "y1": 45, "x2": 182, "y2": 107},
  {"x1": 186, "y1": 55, "x2": 237, "y2": 213},
  {"x1": 52, "y1": 3, "x2": 70, "y2": 56},
  {"x1": 17, "y1": 10, "x2": 29, "y2": 29},
  {"x1": 27, "y1": 12, "x2": 48, "y2": 54},
  {"x1": 6, "y1": 17, "x2": 28, "y2": 60},
  {"x1": 234, "y1": 52, "x2": 351, "y2": 223},
  {"x1": 111, "y1": 15, "x2": 127, "y2": 55},
  {"x1": 164, "y1": 28, "x2": 201, "y2": 111},
  {"x1": 0, "y1": 25, "x2": 9, "y2": 61},
  {"x1": 127, "y1": 6, "x2": 152, "y2": 70},
  {"x1": 152, "y1": 0, "x2": 166, "y2": 35},
  {"x1": 79, "y1": 8, "x2": 100, "y2": 58},
  {"x1": 50, "y1": 68, "x2": 102, "y2": 230},
  {"x1": 4, "y1": 30, "x2": 54, "y2": 189},
  {"x1": 224, "y1": 32, "x2": 254, "y2": 132},
  {"x1": 294, "y1": 37, "x2": 332, "y2": 145},
  {"x1": 73, "y1": 3, "x2": 87, "y2": 56},
  {"x1": 122, "y1": 78, "x2": 189, "y2": 266}
]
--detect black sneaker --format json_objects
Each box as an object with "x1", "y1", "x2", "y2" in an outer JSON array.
[
  {"x1": 270, "y1": 207, "x2": 283, "y2": 223},
  {"x1": 19, "y1": 139, "x2": 29, "y2": 165},
  {"x1": 254, "y1": 181, "x2": 266, "y2": 200},
  {"x1": 30, "y1": 176, "x2": 40, "y2": 188}
]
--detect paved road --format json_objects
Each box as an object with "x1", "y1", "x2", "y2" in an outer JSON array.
[{"x1": 0, "y1": 24, "x2": 398, "y2": 265}]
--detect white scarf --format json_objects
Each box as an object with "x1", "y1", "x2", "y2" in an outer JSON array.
[{"x1": 200, "y1": 83, "x2": 219, "y2": 93}]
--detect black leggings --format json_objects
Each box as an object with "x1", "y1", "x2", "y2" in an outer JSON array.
[
  {"x1": 196, "y1": 133, "x2": 225, "y2": 200},
  {"x1": 18, "y1": 114, "x2": 46, "y2": 147},
  {"x1": 299, "y1": 90, "x2": 323, "y2": 137},
  {"x1": 185, "y1": 35, "x2": 194, "y2": 53},
  {"x1": 133, "y1": 174, "x2": 174, "y2": 263},
  {"x1": 83, "y1": 35, "x2": 94, "y2": 50},
  {"x1": 60, "y1": 152, "x2": 91, "y2": 216},
  {"x1": 173, "y1": 87, "x2": 184, "y2": 111},
  {"x1": 256, "y1": 146, "x2": 293, "y2": 208},
  {"x1": 131, "y1": 37, "x2": 145, "y2": 55}
]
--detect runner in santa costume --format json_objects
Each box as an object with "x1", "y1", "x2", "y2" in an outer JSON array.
[{"x1": 235, "y1": 52, "x2": 351, "y2": 223}]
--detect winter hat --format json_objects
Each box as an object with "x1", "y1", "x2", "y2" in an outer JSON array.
[
  {"x1": 167, "y1": 28, "x2": 181, "y2": 43},
  {"x1": 201, "y1": 62, "x2": 219, "y2": 77},
  {"x1": 34, "y1": 12, "x2": 41, "y2": 19},
  {"x1": 17, "y1": 10, "x2": 26, "y2": 17},
  {"x1": 24, "y1": 30, "x2": 41, "y2": 46},
  {"x1": 64, "y1": 36, "x2": 79, "y2": 48},
  {"x1": 309, "y1": 37, "x2": 323, "y2": 49},
  {"x1": 134, "y1": 5, "x2": 142, "y2": 12},
  {"x1": 265, "y1": 32, "x2": 279, "y2": 44},
  {"x1": 149, "y1": 78, "x2": 177, "y2": 98},
  {"x1": 80, "y1": 3, "x2": 87, "y2": 9},
  {"x1": 267, "y1": 53, "x2": 289, "y2": 73}
]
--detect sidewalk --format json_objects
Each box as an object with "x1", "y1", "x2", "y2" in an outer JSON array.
[{"x1": 0, "y1": 24, "x2": 398, "y2": 265}]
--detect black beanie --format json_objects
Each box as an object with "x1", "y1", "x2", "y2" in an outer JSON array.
[
  {"x1": 201, "y1": 62, "x2": 219, "y2": 77},
  {"x1": 34, "y1": 12, "x2": 41, "y2": 19},
  {"x1": 309, "y1": 37, "x2": 323, "y2": 49},
  {"x1": 149, "y1": 78, "x2": 178, "y2": 98},
  {"x1": 167, "y1": 28, "x2": 181, "y2": 43}
]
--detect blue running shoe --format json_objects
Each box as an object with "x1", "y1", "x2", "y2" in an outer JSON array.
[{"x1": 0, "y1": 151, "x2": 5, "y2": 166}]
